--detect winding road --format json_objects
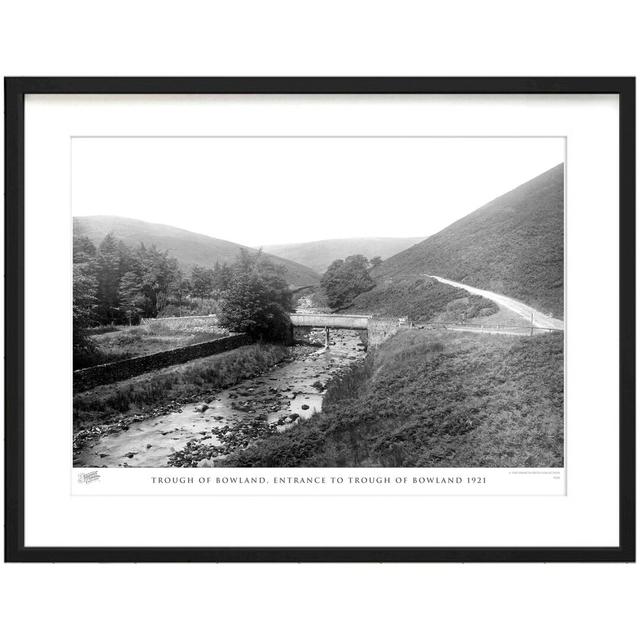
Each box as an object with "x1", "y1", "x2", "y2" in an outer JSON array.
[{"x1": 427, "y1": 275, "x2": 564, "y2": 331}]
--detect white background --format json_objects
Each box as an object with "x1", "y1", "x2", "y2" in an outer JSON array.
[{"x1": 1, "y1": 2, "x2": 638, "y2": 640}]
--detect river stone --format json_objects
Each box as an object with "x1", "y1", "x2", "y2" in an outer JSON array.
[
  {"x1": 301, "y1": 404, "x2": 310, "y2": 410},
  {"x1": 194, "y1": 403, "x2": 209, "y2": 413}
]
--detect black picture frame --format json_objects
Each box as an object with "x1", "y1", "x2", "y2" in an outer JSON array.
[{"x1": 4, "y1": 77, "x2": 636, "y2": 563}]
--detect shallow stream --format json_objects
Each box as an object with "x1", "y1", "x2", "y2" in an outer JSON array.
[{"x1": 75, "y1": 329, "x2": 366, "y2": 467}]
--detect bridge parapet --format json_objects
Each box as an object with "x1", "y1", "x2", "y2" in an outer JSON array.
[{"x1": 290, "y1": 313, "x2": 371, "y2": 329}]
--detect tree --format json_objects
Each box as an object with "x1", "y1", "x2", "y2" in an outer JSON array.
[
  {"x1": 136, "y1": 244, "x2": 183, "y2": 317},
  {"x1": 118, "y1": 271, "x2": 147, "y2": 325},
  {"x1": 171, "y1": 277, "x2": 192, "y2": 316},
  {"x1": 370, "y1": 256, "x2": 383, "y2": 269},
  {"x1": 217, "y1": 250, "x2": 293, "y2": 342},
  {"x1": 73, "y1": 262, "x2": 98, "y2": 368},
  {"x1": 72, "y1": 236, "x2": 100, "y2": 368},
  {"x1": 190, "y1": 265, "x2": 215, "y2": 299},
  {"x1": 95, "y1": 233, "x2": 124, "y2": 324},
  {"x1": 320, "y1": 254, "x2": 375, "y2": 309},
  {"x1": 212, "y1": 261, "x2": 233, "y2": 294},
  {"x1": 73, "y1": 235, "x2": 97, "y2": 264}
]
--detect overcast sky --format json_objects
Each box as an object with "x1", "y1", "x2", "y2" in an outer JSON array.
[{"x1": 72, "y1": 137, "x2": 564, "y2": 247}]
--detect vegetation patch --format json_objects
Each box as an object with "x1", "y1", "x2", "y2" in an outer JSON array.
[
  {"x1": 73, "y1": 343, "x2": 289, "y2": 433},
  {"x1": 74, "y1": 230, "x2": 294, "y2": 368},
  {"x1": 219, "y1": 329, "x2": 564, "y2": 468},
  {"x1": 82, "y1": 322, "x2": 228, "y2": 367},
  {"x1": 348, "y1": 276, "x2": 498, "y2": 322},
  {"x1": 320, "y1": 254, "x2": 376, "y2": 309}
]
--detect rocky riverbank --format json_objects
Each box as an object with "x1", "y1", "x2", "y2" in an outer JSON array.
[{"x1": 74, "y1": 328, "x2": 367, "y2": 467}]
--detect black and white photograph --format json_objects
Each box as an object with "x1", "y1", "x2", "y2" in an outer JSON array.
[
  {"x1": 2, "y1": 2, "x2": 638, "y2": 636},
  {"x1": 4, "y1": 75, "x2": 634, "y2": 567},
  {"x1": 72, "y1": 136, "x2": 565, "y2": 470}
]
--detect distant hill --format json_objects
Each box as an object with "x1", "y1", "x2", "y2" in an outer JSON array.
[
  {"x1": 260, "y1": 237, "x2": 424, "y2": 274},
  {"x1": 73, "y1": 216, "x2": 321, "y2": 288},
  {"x1": 368, "y1": 164, "x2": 565, "y2": 318}
]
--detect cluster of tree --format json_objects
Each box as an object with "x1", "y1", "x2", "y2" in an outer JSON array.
[
  {"x1": 320, "y1": 254, "x2": 376, "y2": 309},
  {"x1": 217, "y1": 249, "x2": 294, "y2": 342},
  {"x1": 73, "y1": 233, "x2": 190, "y2": 366},
  {"x1": 73, "y1": 234, "x2": 294, "y2": 367},
  {"x1": 73, "y1": 233, "x2": 186, "y2": 327},
  {"x1": 190, "y1": 263, "x2": 233, "y2": 299}
]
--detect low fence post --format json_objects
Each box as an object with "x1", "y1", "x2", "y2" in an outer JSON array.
[{"x1": 530, "y1": 312, "x2": 534, "y2": 336}]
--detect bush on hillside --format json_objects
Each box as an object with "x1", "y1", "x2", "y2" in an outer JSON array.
[{"x1": 320, "y1": 255, "x2": 375, "y2": 309}]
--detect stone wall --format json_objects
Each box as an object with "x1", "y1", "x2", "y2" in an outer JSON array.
[
  {"x1": 368, "y1": 319, "x2": 404, "y2": 347},
  {"x1": 74, "y1": 333, "x2": 252, "y2": 393}
]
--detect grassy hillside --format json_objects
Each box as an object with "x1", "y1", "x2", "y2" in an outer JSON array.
[
  {"x1": 348, "y1": 276, "x2": 498, "y2": 322},
  {"x1": 219, "y1": 329, "x2": 564, "y2": 468},
  {"x1": 73, "y1": 216, "x2": 320, "y2": 288},
  {"x1": 261, "y1": 236, "x2": 424, "y2": 274},
  {"x1": 371, "y1": 164, "x2": 564, "y2": 317}
]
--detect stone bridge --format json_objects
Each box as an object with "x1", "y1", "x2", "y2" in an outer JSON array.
[
  {"x1": 290, "y1": 313, "x2": 403, "y2": 347},
  {"x1": 290, "y1": 313, "x2": 372, "y2": 329}
]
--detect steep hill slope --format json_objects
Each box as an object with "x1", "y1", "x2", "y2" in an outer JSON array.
[
  {"x1": 73, "y1": 216, "x2": 320, "y2": 288},
  {"x1": 370, "y1": 164, "x2": 564, "y2": 317},
  {"x1": 261, "y1": 236, "x2": 424, "y2": 274},
  {"x1": 348, "y1": 276, "x2": 498, "y2": 322}
]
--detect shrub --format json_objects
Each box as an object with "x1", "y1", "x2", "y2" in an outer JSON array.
[
  {"x1": 218, "y1": 250, "x2": 294, "y2": 342},
  {"x1": 321, "y1": 255, "x2": 375, "y2": 309}
]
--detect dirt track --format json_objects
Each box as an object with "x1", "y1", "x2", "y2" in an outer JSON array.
[{"x1": 427, "y1": 275, "x2": 564, "y2": 331}]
